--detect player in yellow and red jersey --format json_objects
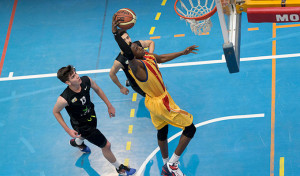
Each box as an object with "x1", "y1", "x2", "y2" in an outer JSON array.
[{"x1": 112, "y1": 15, "x2": 198, "y2": 176}]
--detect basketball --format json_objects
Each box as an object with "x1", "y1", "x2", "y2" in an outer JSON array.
[{"x1": 115, "y1": 8, "x2": 136, "y2": 29}]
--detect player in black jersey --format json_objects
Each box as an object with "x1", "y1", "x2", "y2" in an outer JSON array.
[
  {"x1": 53, "y1": 65, "x2": 136, "y2": 175},
  {"x1": 109, "y1": 30, "x2": 154, "y2": 97}
]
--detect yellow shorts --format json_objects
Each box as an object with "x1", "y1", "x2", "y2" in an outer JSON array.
[{"x1": 145, "y1": 91, "x2": 193, "y2": 130}]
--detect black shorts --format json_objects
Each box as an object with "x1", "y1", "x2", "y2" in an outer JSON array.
[{"x1": 71, "y1": 114, "x2": 107, "y2": 148}]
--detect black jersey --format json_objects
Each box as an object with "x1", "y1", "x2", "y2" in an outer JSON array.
[
  {"x1": 60, "y1": 76, "x2": 95, "y2": 126},
  {"x1": 116, "y1": 41, "x2": 146, "y2": 97}
]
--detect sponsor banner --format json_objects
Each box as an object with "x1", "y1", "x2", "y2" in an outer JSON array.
[{"x1": 247, "y1": 7, "x2": 300, "y2": 23}]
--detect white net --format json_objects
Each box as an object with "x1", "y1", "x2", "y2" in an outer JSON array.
[{"x1": 176, "y1": 0, "x2": 215, "y2": 35}]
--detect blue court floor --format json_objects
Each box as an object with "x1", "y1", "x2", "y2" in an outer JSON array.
[{"x1": 0, "y1": 0, "x2": 299, "y2": 176}]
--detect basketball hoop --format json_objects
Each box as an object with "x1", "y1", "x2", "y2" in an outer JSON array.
[{"x1": 174, "y1": 0, "x2": 217, "y2": 35}]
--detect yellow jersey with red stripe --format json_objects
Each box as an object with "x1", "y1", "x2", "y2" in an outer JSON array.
[
  {"x1": 128, "y1": 52, "x2": 193, "y2": 130},
  {"x1": 128, "y1": 52, "x2": 166, "y2": 97}
]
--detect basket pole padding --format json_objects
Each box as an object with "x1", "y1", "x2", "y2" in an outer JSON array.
[
  {"x1": 224, "y1": 12, "x2": 241, "y2": 74},
  {"x1": 247, "y1": 7, "x2": 300, "y2": 23},
  {"x1": 223, "y1": 42, "x2": 240, "y2": 73}
]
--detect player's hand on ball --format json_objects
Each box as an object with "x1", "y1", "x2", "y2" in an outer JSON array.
[{"x1": 112, "y1": 14, "x2": 121, "y2": 34}]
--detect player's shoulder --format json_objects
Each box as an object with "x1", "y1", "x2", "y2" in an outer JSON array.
[
  {"x1": 116, "y1": 53, "x2": 128, "y2": 66},
  {"x1": 81, "y1": 76, "x2": 89, "y2": 82},
  {"x1": 144, "y1": 52, "x2": 156, "y2": 61},
  {"x1": 81, "y1": 76, "x2": 92, "y2": 86},
  {"x1": 58, "y1": 95, "x2": 67, "y2": 102},
  {"x1": 60, "y1": 87, "x2": 71, "y2": 101},
  {"x1": 115, "y1": 52, "x2": 123, "y2": 60}
]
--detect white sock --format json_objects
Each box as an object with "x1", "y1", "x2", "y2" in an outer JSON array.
[
  {"x1": 169, "y1": 153, "x2": 180, "y2": 163},
  {"x1": 75, "y1": 138, "x2": 84, "y2": 145},
  {"x1": 163, "y1": 157, "x2": 169, "y2": 165},
  {"x1": 112, "y1": 160, "x2": 121, "y2": 169}
]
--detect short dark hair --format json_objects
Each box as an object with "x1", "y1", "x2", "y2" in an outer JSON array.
[
  {"x1": 57, "y1": 65, "x2": 75, "y2": 83},
  {"x1": 133, "y1": 41, "x2": 142, "y2": 47}
]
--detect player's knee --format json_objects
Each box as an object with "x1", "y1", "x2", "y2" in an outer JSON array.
[
  {"x1": 182, "y1": 123, "x2": 196, "y2": 138},
  {"x1": 157, "y1": 125, "x2": 168, "y2": 141}
]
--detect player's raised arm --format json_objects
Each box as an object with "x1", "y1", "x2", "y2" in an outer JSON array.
[
  {"x1": 154, "y1": 45, "x2": 199, "y2": 63},
  {"x1": 140, "y1": 40, "x2": 155, "y2": 53},
  {"x1": 112, "y1": 14, "x2": 134, "y2": 60}
]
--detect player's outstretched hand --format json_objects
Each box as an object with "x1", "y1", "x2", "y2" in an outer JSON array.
[
  {"x1": 182, "y1": 45, "x2": 199, "y2": 55},
  {"x1": 108, "y1": 105, "x2": 116, "y2": 118}
]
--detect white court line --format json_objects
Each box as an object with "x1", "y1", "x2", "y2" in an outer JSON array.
[
  {"x1": 136, "y1": 113, "x2": 265, "y2": 176},
  {"x1": 20, "y1": 137, "x2": 36, "y2": 153},
  {"x1": 8, "y1": 72, "x2": 13, "y2": 77},
  {"x1": 0, "y1": 53, "x2": 300, "y2": 82}
]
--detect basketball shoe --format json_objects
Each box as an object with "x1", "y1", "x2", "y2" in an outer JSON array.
[
  {"x1": 116, "y1": 164, "x2": 136, "y2": 176},
  {"x1": 69, "y1": 139, "x2": 91, "y2": 153},
  {"x1": 161, "y1": 161, "x2": 185, "y2": 176}
]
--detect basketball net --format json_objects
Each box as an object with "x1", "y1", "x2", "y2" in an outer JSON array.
[{"x1": 175, "y1": 0, "x2": 230, "y2": 35}]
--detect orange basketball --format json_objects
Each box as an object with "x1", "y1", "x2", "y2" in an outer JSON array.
[{"x1": 115, "y1": 8, "x2": 136, "y2": 29}]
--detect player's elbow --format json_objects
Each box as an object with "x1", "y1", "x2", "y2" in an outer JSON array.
[
  {"x1": 109, "y1": 69, "x2": 114, "y2": 76},
  {"x1": 150, "y1": 40, "x2": 155, "y2": 46},
  {"x1": 156, "y1": 57, "x2": 165, "y2": 63},
  {"x1": 52, "y1": 107, "x2": 59, "y2": 116},
  {"x1": 52, "y1": 109, "x2": 57, "y2": 116}
]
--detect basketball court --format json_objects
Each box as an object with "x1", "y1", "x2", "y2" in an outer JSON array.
[{"x1": 0, "y1": 0, "x2": 299, "y2": 175}]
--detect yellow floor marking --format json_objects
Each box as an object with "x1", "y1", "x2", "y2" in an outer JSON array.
[
  {"x1": 161, "y1": 0, "x2": 167, "y2": 6},
  {"x1": 276, "y1": 23, "x2": 300, "y2": 29},
  {"x1": 155, "y1": 12, "x2": 161, "y2": 20},
  {"x1": 126, "y1": 141, "x2": 131, "y2": 150},
  {"x1": 174, "y1": 34, "x2": 185, "y2": 37},
  {"x1": 272, "y1": 40, "x2": 276, "y2": 56},
  {"x1": 200, "y1": 32, "x2": 209, "y2": 35},
  {"x1": 280, "y1": 157, "x2": 284, "y2": 176},
  {"x1": 149, "y1": 27, "x2": 155, "y2": 35},
  {"x1": 128, "y1": 125, "x2": 133, "y2": 134},
  {"x1": 150, "y1": 36, "x2": 161, "y2": 39},
  {"x1": 270, "y1": 38, "x2": 276, "y2": 176},
  {"x1": 132, "y1": 93, "x2": 137, "y2": 102},
  {"x1": 273, "y1": 23, "x2": 276, "y2": 38},
  {"x1": 248, "y1": 27, "x2": 259, "y2": 31},
  {"x1": 124, "y1": 158, "x2": 129, "y2": 166},
  {"x1": 130, "y1": 109, "x2": 135, "y2": 117}
]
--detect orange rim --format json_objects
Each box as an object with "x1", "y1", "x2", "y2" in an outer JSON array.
[{"x1": 174, "y1": 0, "x2": 217, "y2": 21}]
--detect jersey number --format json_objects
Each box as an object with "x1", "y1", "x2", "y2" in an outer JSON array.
[{"x1": 80, "y1": 96, "x2": 86, "y2": 105}]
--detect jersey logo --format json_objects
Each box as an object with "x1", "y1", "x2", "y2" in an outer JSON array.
[
  {"x1": 82, "y1": 106, "x2": 91, "y2": 116},
  {"x1": 125, "y1": 60, "x2": 129, "y2": 64},
  {"x1": 87, "y1": 115, "x2": 96, "y2": 121},
  {"x1": 84, "y1": 86, "x2": 87, "y2": 90},
  {"x1": 80, "y1": 96, "x2": 86, "y2": 105},
  {"x1": 71, "y1": 97, "x2": 77, "y2": 103}
]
